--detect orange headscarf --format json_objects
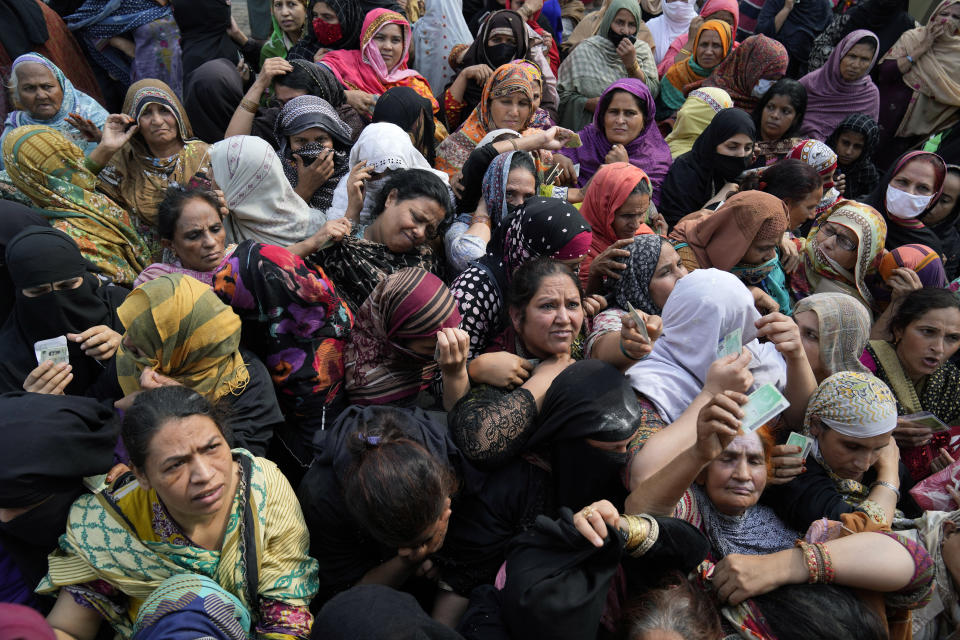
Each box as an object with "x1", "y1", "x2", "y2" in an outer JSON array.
[
  {"x1": 578, "y1": 162, "x2": 654, "y2": 286},
  {"x1": 665, "y1": 20, "x2": 733, "y2": 96}
]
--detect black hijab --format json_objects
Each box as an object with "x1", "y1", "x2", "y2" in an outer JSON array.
[
  {"x1": 530, "y1": 360, "x2": 640, "y2": 512},
  {"x1": 373, "y1": 86, "x2": 437, "y2": 165},
  {"x1": 845, "y1": 0, "x2": 914, "y2": 60},
  {"x1": 0, "y1": 391, "x2": 116, "y2": 590},
  {"x1": 659, "y1": 108, "x2": 757, "y2": 226},
  {"x1": 0, "y1": 227, "x2": 127, "y2": 395},
  {"x1": 500, "y1": 509, "x2": 624, "y2": 640},
  {"x1": 287, "y1": 0, "x2": 363, "y2": 61},
  {"x1": 313, "y1": 585, "x2": 464, "y2": 639},
  {"x1": 457, "y1": 10, "x2": 530, "y2": 112},
  {"x1": 0, "y1": 0, "x2": 48, "y2": 59},
  {"x1": 170, "y1": 0, "x2": 239, "y2": 79},
  {"x1": 0, "y1": 202, "x2": 48, "y2": 327}
]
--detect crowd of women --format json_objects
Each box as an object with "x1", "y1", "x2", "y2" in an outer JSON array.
[{"x1": 2, "y1": 0, "x2": 960, "y2": 637}]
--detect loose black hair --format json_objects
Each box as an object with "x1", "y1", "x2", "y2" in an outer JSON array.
[
  {"x1": 508, "y1": 150, "x2": 539, "y2": 189},
  {"x1": 122, "y1": 386, "x2": 232, "y2": 470},
  {"x1": 754, "y1": 584, "x2": 887, "y2": 640},
  {"x1": 274, "y1": 64, "x2": 317, "y2": 93},
  {"x1": 740, "y1": 159, "x2": 821, "y2": 202},
  {"x1": 508, "y1": 257, "x2": 583, "y2": 324},
  {"x1": 343, "y1": 408, "x2": 456, "y2": 548},
  {"x1": 753, "y1": 78, "x2": 807, "y2": 140},
  {"x1": 157, "y1": 186, "x2": 222, "y2": 241},
  {"x1": 372, "y1": 168, "x2": 454, "y2": 228},
  {"x1": 891, "y1": 288, "x2": 960, "y2": 338}
]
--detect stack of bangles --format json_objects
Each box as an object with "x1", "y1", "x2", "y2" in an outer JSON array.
[
  {"x1": 796, "y1": 541, "x2": 835, "y2": 584},
  {"x1": 577, "y1": 508, "x2": 657, "y2": 557},
  {"x1": 622, "y1": 513, "x2": 658, "y2": 557}
]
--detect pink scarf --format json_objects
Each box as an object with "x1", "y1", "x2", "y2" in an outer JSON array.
[{"x1": 320, "y1": 9, "x2": 423, "y2": 95}]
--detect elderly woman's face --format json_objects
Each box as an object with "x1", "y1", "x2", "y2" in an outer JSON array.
[
  {"x1": 138, "y1": 102, "x2": 181, "y2": 150},
  {"x1": 700, "y1": 432, "x2": 767, "y2": 516},
  {"x1": 134, "y1": 414, "x2": 237, "y2": 523},
  {"x1": 814, "y1": 220, "x2": 858, "y2": 271},
  {"x1": 15, "y1": 63, "x2": 63, "y2": 120}
]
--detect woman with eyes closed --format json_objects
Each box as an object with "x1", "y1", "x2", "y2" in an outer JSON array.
[
  {"x1": 319, "y1": 9, "x2": 439, "y2": 122},
  {"x1": 40, "y1": 385, "x2": 319, "y2": 640},
  {"x1": 793, "y1": 292, "x2": 872, "y2": 384},
  {"x1": 134, "y1": 188, "x2": 235, "y2": 288},
  {"x1": 750, "y1": 78, "x2": 807, "y2": 168},
  {"x1": 0, "y1": 227, "x2": 128, "y2": 399},
  {"x1": 669, "y1": 191, "x2": 793, "y2": 314},
  {"x1": 578, "y1": 163, "x2": 659, "y2": 294},
  {"x1": 763, "y1": 371, "x2": 917, "y2": 531},
  {"x1": 307, "y1": 168, "x2": 452, "y2": 313},
  {"x1": 860, "y1": 288, "x2": 960, "y2": 481},
  {"x1": 863, "y1": 151, "x2": 949, "y2": 257},
  {"x1": 658, "y1": 108, "x2": 757, "y2": 227}
]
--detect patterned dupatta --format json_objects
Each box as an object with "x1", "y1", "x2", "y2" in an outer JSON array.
[{"x1": 38, "y1": 450, "x2": 318, "y2": 636}]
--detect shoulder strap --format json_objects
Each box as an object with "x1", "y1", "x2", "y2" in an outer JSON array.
[
  {"x1": 868, "y1": 340, "x2": 922, "y2": 414},
  {"x1": 238, "y1": 454, "x2": 260, "y2": 612}
]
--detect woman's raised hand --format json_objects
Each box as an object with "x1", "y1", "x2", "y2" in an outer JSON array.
[
  {"x1": 99, "y1": 114, "x2": 138, "y2": 151},
  {"x1": 589, "y1": 238, "x2": 634, "y2": 281},
  {"x1": 436, "y1": 327, "x2": 470, "y2": 376},
  {"x1": 704, "y1": 350, "x2": 754, "y2": 395},
  {"x1": 255, "y1": 57, "x2": 293, "y2": 89},
  {"x1": 571, "y1": 499, "x2": 623, "y2": 547},
  {"x1": 768, "y1": 444, "x2": 804, "y2": 485},
  {"x1": 695, "y1": 390, "x2": 748, "y2": 462},
  {"x1": 66, "y1": 113, "x2": 103, "y2": 143},
  {"x1": 755, "y1": 312, "x2": 805, "y2": 361}
]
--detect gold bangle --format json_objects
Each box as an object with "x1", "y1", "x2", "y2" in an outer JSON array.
[
  {"x1": 632, "y1": 515, "x2": 659, "y2": 557},
  {"x1": 679, "y1": 48, "x2": 692, "y2": 55},
  {"x1": 239, "y1": 98, "x2": 259, "y2": 114}
]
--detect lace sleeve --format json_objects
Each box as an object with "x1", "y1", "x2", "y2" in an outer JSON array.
[{"x1": 448, "y1": 385, "x2": 538, "y2": 469}]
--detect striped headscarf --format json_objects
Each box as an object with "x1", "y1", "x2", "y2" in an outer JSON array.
[
  {"x1": 1, "y1": 125, "x2": 148, "y2": 285},
  {"x1": 344, "y1": 268, "x2": 461, "y2": 406},
  {"x1": 116, "y1": 274, "x2": 249, "y2": 402},
  {"x1": 793, "y1": 293, "x2": 871, "y2": 377}
]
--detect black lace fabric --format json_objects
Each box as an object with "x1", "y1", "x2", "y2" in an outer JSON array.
[{"x1": 448, "y1": 385, "x2": 538, "y2": 469}]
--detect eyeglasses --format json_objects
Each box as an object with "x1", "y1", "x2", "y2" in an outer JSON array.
[{"x1": 819, "y1": 223, "x2": 857, "y2": 252}]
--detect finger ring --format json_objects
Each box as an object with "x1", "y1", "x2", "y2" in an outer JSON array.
[{"x1": 581, "y1": 506, "x2": 595, "y2": 519}]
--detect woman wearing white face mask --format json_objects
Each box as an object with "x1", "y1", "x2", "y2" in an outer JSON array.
[
  {"x1": 863, "y1": 150, "x2": 947, "y2": 256},
  {"x1": 646, "y1": 0, "x2": 699, "y2": 64}
]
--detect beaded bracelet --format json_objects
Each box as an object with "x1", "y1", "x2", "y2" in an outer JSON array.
[
  {"x1": 815, "y1": 542, "x2": 835, "y2": 584},
  {"x1": 798, "y1": 542, "x2": 820, "y2": 583}
]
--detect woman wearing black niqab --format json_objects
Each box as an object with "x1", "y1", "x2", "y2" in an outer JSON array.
[
  {"x1": 658, "y1": 107, "x2": 758, "y2": 226},
  {"x1": 0, "y1": 227, "x2": 128, "y2": 398},
  {"x1": 0, "y1": 391, "x2": 116, "y2": 606},
  {"x1": 0, "y1": 202, "x2": 49, "y2": 327}
]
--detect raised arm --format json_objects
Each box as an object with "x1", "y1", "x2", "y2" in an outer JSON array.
[
  {"x1": 627, "y1": 351, "x2": 755, "y2": 491},
  {"x1": 626, "y1": 390, "x2": 748, "y2": 515}
]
